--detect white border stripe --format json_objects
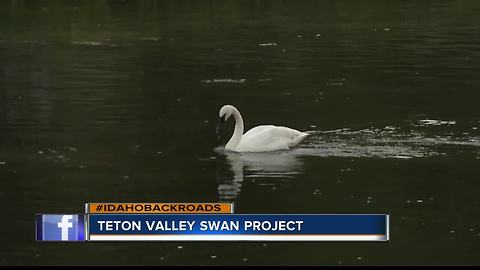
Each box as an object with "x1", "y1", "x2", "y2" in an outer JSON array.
[
  {"x1": 89, "y1": 235, "x2": 387, "y2": 241},
  {"x1": 387, "y1": 214, "x2": 390, "y2": 241}
]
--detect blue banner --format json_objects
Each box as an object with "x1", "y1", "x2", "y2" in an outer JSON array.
[{"x1": 87, "y1": 214, "x2": 388, "y2": 241}]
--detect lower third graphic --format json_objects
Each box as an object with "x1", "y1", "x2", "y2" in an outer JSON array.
[{"x1": 36, "y1": 214, "x2": 85, "y2": 241}]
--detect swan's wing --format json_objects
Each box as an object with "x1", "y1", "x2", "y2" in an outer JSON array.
[
  {"x1": 242, "y1": 125, "x2": 276, "y2": 137},
  {"x1": 238, "y1": 125, "x2": 308, "y2": 152},
  {"x1": 243, "y1": 125, "x2": 303, "y2": 139}
]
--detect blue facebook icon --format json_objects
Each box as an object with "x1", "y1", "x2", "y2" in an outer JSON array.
[{"x1": 36, "y1": 214, "x2": 85, "y2": 241}]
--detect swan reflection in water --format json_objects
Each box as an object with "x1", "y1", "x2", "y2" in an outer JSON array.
[{"x1": 216, "y1": 148, "x2": 304, "y2": 201}]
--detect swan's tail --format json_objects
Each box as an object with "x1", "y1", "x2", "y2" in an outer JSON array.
[
  {"x1": 290, "y1": 129, "x2": 347, "y2": 148},
  {"x1": 289, "y1": 132, "x2": 310, "y2": 147}
]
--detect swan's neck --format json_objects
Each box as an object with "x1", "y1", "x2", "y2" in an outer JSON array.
[{"x1": 225, "y1": 108, "x2": 244, "y2": 150}]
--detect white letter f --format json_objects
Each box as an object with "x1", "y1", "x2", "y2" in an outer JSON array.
[{"x1": 57, "y1": 215, "x2": 73, "y2": 240}]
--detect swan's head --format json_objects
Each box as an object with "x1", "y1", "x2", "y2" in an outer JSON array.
[
  {"x1": 219, "y1": 105, "x2": 236, "y2": 121},
  {"x1": 216, "y1": 105, "x2": 236, "y2": 137}
]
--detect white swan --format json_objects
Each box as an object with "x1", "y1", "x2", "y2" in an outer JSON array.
[{"x1": 216, "y1": 105, "x2": 309, "y2": 152}]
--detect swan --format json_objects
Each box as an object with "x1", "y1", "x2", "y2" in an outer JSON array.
[{"x1": 216, "y1": 105, "x2": 309, "y2": 152}]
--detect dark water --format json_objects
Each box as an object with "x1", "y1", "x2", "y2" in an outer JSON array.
[{"x1": 1, "y1": 0, "x2": 480, "y2": 265}]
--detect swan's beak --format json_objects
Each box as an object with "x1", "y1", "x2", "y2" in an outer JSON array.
[{"x1": 216, "y1": 116, "x2": 225, "y2": 139}]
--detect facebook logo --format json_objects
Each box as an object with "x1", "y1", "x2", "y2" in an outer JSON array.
[{"x1": 36, "y1": 214, "x2": 85, "y2": 241}]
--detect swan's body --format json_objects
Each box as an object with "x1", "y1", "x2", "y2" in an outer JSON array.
[{"x1": 217, "y1": 105, "x2": 309, "y2": 152}]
